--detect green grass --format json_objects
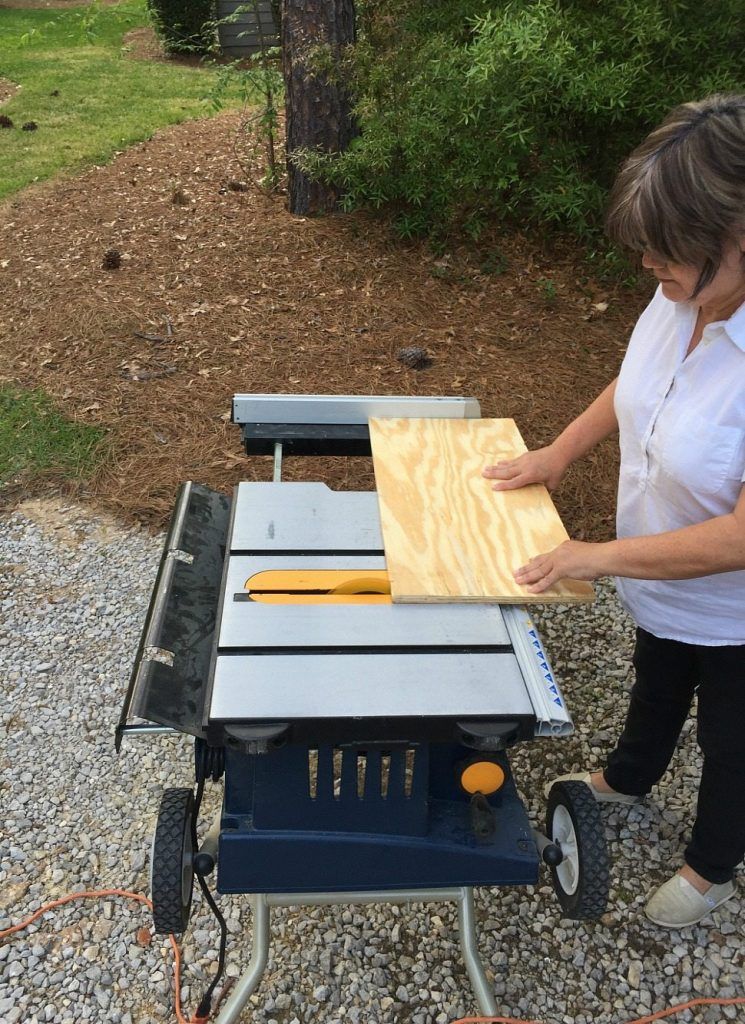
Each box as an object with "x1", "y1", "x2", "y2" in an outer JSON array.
[
  {"x1": 0, "y1": 0, "x2": 241, "y2": 200},
  {"x1": 0, "y1": 386, "x2": 107, "y2": 484}
]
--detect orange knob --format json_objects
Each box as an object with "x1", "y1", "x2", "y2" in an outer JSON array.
[{"x1": 460, "y1": 761, "x2": 505, "y2": 796}]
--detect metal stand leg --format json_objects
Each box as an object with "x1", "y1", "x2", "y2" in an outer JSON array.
[
  {"x1": 456, "y1": 887, "x2": 497, "y2": 1017},
  {"x1": 214, "y1": 895, "x2": 271, "y2": 1024},
  {"x1": 213, "y1": 887, "x2": 497, "y2": 1021}
]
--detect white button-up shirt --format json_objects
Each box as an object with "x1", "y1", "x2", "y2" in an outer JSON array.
[{"x1": 613, "y1": 286, "x2": 745, "y2": 645}]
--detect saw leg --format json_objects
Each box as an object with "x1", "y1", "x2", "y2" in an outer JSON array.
[
  {"x1": 456, "y1": 887, "x2": 498, "y2": 1017},
  {"x1": 213, "y1": 887, "x2": 498, "y2": 1020},
  {"x1": 214, "y1": 895, "x2": 271, "y2": 1024}
]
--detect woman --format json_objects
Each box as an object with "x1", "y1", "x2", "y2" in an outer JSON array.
[{"x1": 484, "y1": 94, "x2": 745, "y2": 929}]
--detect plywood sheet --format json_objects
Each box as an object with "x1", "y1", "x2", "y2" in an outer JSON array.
[{"x1": 369, "y1": 417, "x2": 594, "y2": 604}]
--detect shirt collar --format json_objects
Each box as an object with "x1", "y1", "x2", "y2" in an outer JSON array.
[
  {"x1": 671, "y1": 292, "x2": 745, "y2": 353},
  {"x1": 720, "y1": 299, "x2": 745, "y2": 351}
]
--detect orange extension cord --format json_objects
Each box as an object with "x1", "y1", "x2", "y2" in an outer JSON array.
[
  {"x1": 1, "y1": 889, "x2": 744, "y2": 1024},
  {"x1": 0, "y1": 889, "x2": 208, "y2": 1024},
  {"x1": 452, "y1": 1000, "x2": 745, "y2": 1024},
  {"x1": 450, "y1": 1003, "x2": 745, "y2": 1024}
]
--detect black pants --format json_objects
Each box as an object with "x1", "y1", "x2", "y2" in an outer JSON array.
[{"x1": 603, "y1": 627, "x2": 745, "y2": 885}]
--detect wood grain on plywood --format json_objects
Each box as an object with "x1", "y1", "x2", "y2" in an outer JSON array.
[{"x1": 369, "y1": 417, "x2": 594, "y2": 604}]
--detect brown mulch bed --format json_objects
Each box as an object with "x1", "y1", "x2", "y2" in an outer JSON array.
[
  {"x1": 122, "y1": 26, "x2": 171, "y2": 63},
  {"x1": 121, "y1": 26, "x2": 220, "y2": 66},
  {"x1": 0, "y1": 111, "x2": 651, "y2": 537}
]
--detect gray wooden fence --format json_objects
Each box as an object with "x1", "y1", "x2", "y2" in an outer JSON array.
[{"x1": 217, "y1": 0, "x2": 279, "y2": 57}]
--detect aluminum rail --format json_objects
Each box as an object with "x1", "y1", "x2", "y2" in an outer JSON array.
[
  {"x1": 502, "y1": 605, "x2": 573, "y2": 737},
  {"x1": 232, "y1": 393, "x2": 481, "y2": 424}
]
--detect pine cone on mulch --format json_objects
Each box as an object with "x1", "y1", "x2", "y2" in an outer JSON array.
[
  {"x1": 396, "y1": 346, "x2": 433, "y2": 370},
  {"x1": 102, "y1": 248, "x2": 122, "y2": 270}
]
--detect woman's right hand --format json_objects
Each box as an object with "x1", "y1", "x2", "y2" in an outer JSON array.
[{"x1": 482, "y1": 444, "x2": 569, "y2": 492}]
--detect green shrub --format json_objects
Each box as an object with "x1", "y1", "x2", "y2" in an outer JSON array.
[
  {"x1": 147, "y1": 0, "x2": 215, "y2": 53},
  {"x1": 297, "y1": 0, "x2": 744, "y2": 240}
]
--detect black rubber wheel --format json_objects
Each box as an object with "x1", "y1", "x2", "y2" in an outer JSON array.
[
  {"x1": 546, "y1": 780, "x2": 610, "y2": 920},
  {"x1": 151, "y1": 787, "x2": 195, "y2": 935}
]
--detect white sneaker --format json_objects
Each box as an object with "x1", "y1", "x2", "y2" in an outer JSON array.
[
  {"x1": 544, "y1": 771, "x2": 643, "y2": 804},
  {"x1": 645, "y1": 874, "x2": 735, "y2": 928}
]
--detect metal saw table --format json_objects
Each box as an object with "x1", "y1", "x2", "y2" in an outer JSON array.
[{"x1": 117, "y1": 394, "x2": 609, "y2": 1022}]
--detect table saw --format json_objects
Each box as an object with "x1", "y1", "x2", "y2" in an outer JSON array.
[{"x1": 117, "y1": 393, "x2": 609, "y2": 1022}]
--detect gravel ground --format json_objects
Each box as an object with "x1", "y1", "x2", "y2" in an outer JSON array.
[{"x1": 0, "y1": 499, "x2": 742, "y2": 1024}]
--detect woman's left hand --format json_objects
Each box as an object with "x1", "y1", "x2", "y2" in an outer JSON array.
[{"x1": 514, "y1": 540, "x2": 605, "y2": 593}]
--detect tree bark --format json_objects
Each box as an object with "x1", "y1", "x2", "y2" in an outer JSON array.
[{"x1": 282, "y1": 0, "x2": 356, "y2": 215}]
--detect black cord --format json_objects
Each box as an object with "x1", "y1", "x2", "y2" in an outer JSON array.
[
  {"x1": 190, "y1": 778, "x2": 229, "y2": 1019},
  {"x1": 195, "y1": 873, "x2": 228, "y2": 1014}
]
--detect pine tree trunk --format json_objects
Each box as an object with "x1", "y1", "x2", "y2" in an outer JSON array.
[{"x1": 282, "y1": 0, "x2": 356, "y2": 215}]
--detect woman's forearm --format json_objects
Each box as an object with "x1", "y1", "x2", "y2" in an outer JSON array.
[
  {"x1": 552, "y1": 378, "x2": 618, "y2": 468},
  {"x1": 514, "y1": 506, "x2": 745, "y2": 594},
  {"x1": 594, "y1": 511, "x2": 745, "y2": 579}
]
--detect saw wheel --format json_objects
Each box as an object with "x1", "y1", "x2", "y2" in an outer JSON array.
[{"x1": 151, "y1": 787, "x2": 195, "y2": 935}]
